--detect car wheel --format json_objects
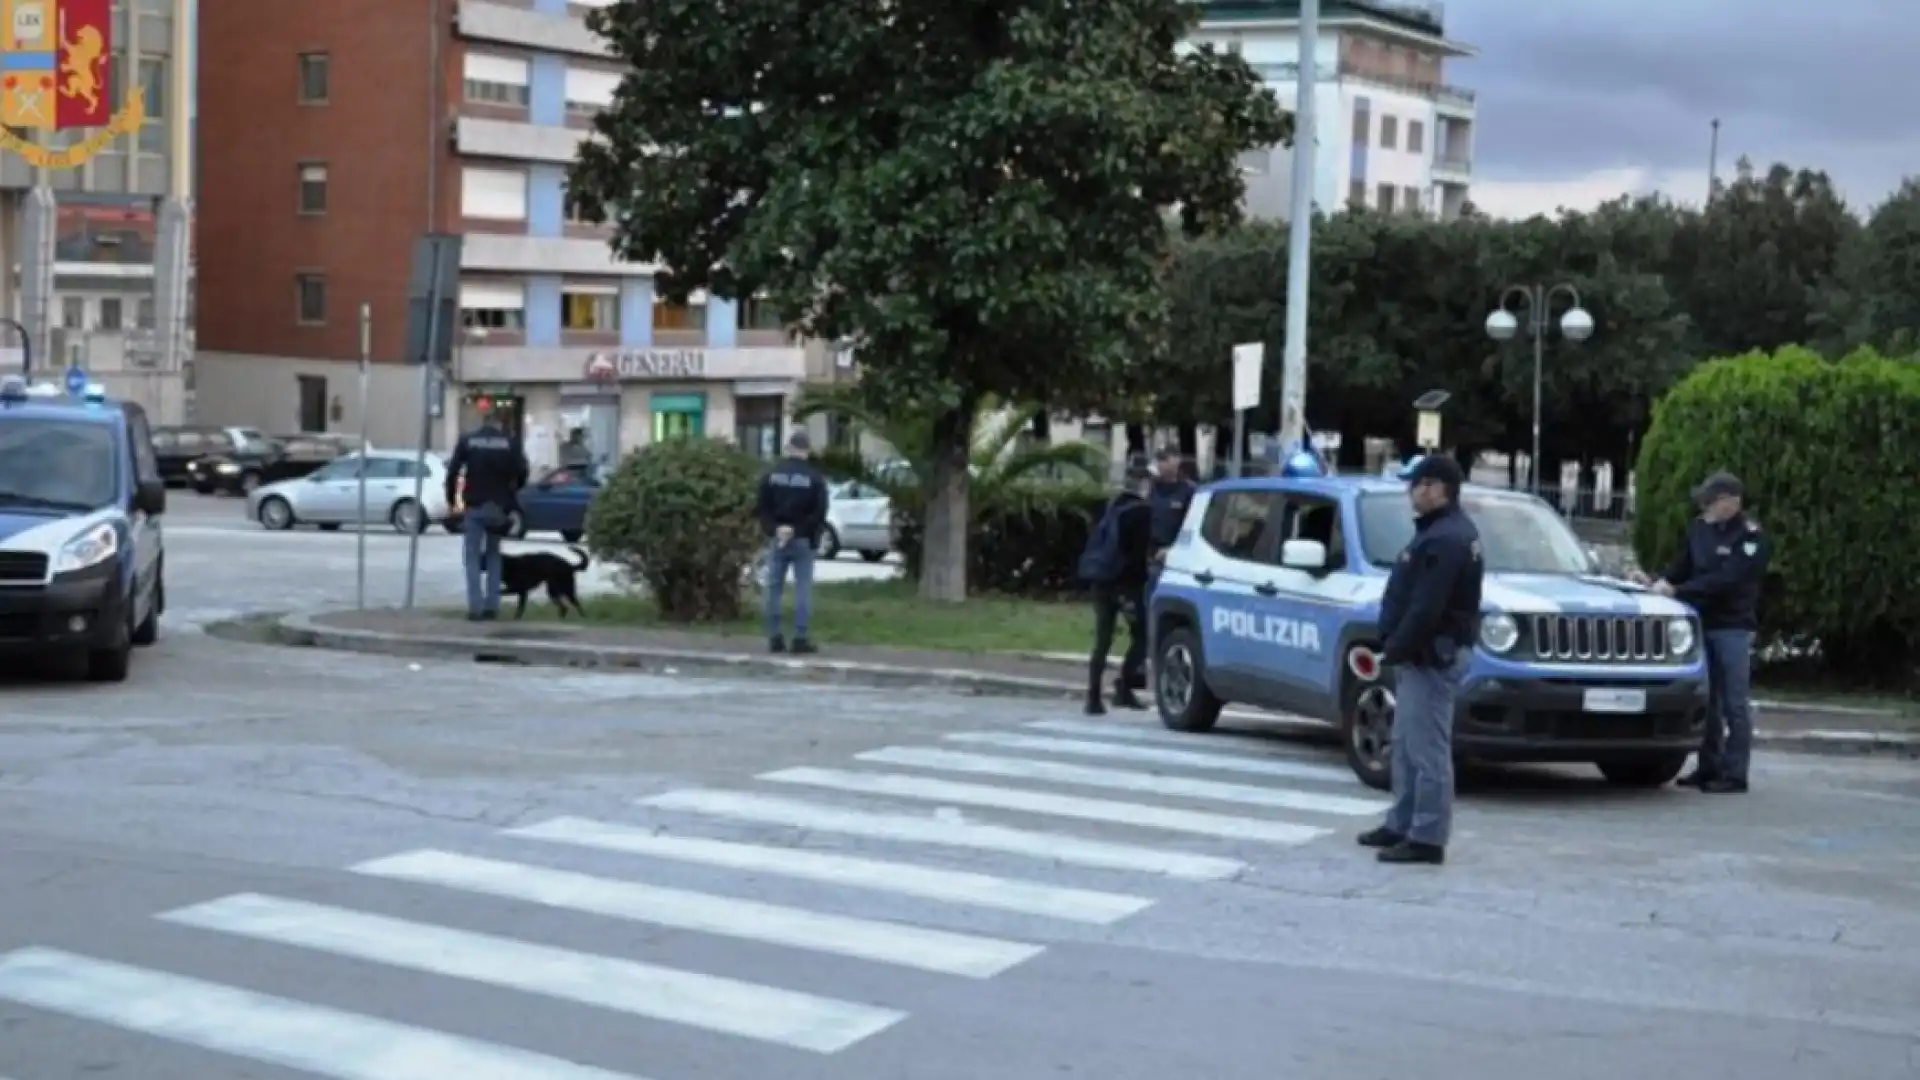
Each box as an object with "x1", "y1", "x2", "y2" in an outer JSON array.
[
  {"x1": 1338, "y1": 652, "x2": 1395, "y2": 790},
  {"x1": 859, "y1": 550, "x2": 887, "y2": 563},
  {"x1": 390, "y1": 499, "x2": 426, "y2": 534},
  {"x1": 1595, "y1": 753, "x2": 1690, "y2": 788},
  {"x1": 131, "y1": 574, "x2": 160, "y2": 647},
  {"x1": 258, "y1": 496, "x2": 295, "y2": 531},
  {"x1": 560, "y1": 529, "x2": 583, "y2": 544},
  {"x1": 1155, "y1": 624, "x2": 1223, "y2": 732},
  {"x1": 86, "y1": 611, "x2": 133, "y2": 682},
  {"x1": 818, "y1": 525, "x2": 841, "y2": 560}
]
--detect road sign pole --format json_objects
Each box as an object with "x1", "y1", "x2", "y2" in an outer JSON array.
[
  {"x1": 356, "y1": 303, "x2": 372, "y2": 609},
  {"x1": 1231, "y1": 342, "x2": 1263, "y2": 478},
  {"x1": 400, "y1": 234, "x2": 461, "y2": 609}
]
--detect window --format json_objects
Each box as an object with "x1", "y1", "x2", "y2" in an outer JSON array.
[
  {"x1": 1378, "y1": 115, "x2": 1397, "y2": 149},
  {"x1": 1402, "y1": 186, "x2": 1421, "y2": 213},
  {"x1": 1200, "y1": 490, "x2": 1277, "y2": 561},
  {"x1": 652, "y1": 299, "x2": 705, "y2": 330},
  {"x1": 296, "y1": 274, "x2": 327, "y2": 324},
  {"x1": 1279, "y1": 496, "x2": 1346, "y2": 571},
  {"x1": 1357, "y1": 491, "x2": 1593, "y2": 573},
  {"x1": 136, "y1": 297, "x2": 154, "y2": 327},
  {"x1": 1406, "y1": 120, "x2": 1425, "y2": 154},
  {"x1": 460, "y1": 166, "x2": 528, "y2": 220},
  {"x1": 561, "y1": 287, "x2": 619, "y2": 331},
  {"x1": 298, "y1": 52, "x2": 329, "y2": 102},
  {"x1": 139, "y1": 58, "x2": 165, "y2": 116},
  {"x1": 736, "y1": 297, "x2": 785, "y2": 331},
  {"x1": 98, "y1": 297, "x2": 122, "y2": 330},
  {"x1": 1376, "y1": 183, "x2": 1395, "y2": 211},
  {"x1": 463, "y1": 52, "x2": 530, "y2": 106},
  {"x1": 565, "y1": 67, "x2": 620, "y2": 113},
  {"x1": 1350, "y1": 100, "x2": 1369, "y2": 143},
  {"x1": 459, "y1": 280, "x2": 527, "y2": 331},
  {"x1": 60, "y1": 296, "x2": 83, "y2": 328},
  {"x1": 298, "y1": 163, "x2": 328, "y2": 213},
  {"x1": 1348, "y1": 180, "x2": 1366, "y2": 209}
]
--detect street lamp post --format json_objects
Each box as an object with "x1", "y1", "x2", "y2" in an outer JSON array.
[
  {"x1": 3, "y1": 317, "x2": 31, "y2": 374},
  {"x1": 1485, "y1": 284, "x2": 1593, "y2": 494}
]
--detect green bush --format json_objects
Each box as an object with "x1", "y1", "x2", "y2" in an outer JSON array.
[
  {"x1": 586, "y1": 437, "x2": 765, "y2": 621},
  {"x1": 893, "y1": 484, "x2": 1110, "y2": 598},
  {"x1": 1633, "y1": 344, "x2": 1920, "y2": 675}
]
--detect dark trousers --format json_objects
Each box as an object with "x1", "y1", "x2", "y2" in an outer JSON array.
[{"x1": 1088, "y1": 582, "x2": 1147, "y2": 696}]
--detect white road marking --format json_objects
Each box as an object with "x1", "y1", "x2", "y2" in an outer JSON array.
[
  {"x1": 759, "y1": 768, "x2": 1332, "y2": 844},
  {"x1": 159, "y1": 893, "x2": 903, "y2": 1053},
  {"x1": 350, "y1": 850, "x2": 1040, "y2": 979},
  {"x1": 1026, "y1": 718, "x2": 1317, "y2": 749},
  {"x1": 945, "y1": 731, "x2": 1354, "y2": 784},
  {"x1": 853, "y1": 746, "x2": 1386, "y2": 816},
  {"x1": 639, "y1": 789, "x2": 1248, "y2": 880},
  {"x1": 0, "y1": 947, "x2": 645, "y2": 1080},
  {"x1": 508, "y1": 816, "x2": 1153, "y2": 925}
]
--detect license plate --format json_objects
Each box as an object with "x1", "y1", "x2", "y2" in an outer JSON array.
[{"x1": 1582, "y1": 688, "x2": 1647, "y2": 713}]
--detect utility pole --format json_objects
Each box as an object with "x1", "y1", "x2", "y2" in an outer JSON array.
[
  {"x1": 1277, "y1": 0, "x2": 1319, "y2": 450},
  {"x1": 1706, "y1": 118, "x2": 1720, "y2": 205}
]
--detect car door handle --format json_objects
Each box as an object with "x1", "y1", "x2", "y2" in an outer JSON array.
[
  {"x1": 1254, "y1": 582, "x2": 1278, "y2": 597},
  {"x1": 1192, "y1": 572, "x2": 1213, "y2": 586}
]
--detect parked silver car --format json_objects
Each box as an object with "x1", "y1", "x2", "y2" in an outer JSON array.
[{"x1": 246, "y1": 450, "x2": 451, "y2": 533}]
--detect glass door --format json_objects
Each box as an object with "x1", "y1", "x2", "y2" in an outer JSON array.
[{"x1": 649, "y1": 393, "x2": 706, "y2": 442}]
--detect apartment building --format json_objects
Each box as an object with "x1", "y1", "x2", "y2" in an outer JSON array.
[
  {"x1": 194, "y1": 0, "x2": 815, "y2": 467},
  {"x1": 1193, "y1": 0, "x2": 1478, "y2": 220}
]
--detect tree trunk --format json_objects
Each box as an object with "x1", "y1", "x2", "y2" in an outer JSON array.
[
  {"x1": 1124, "y1": 424, "x2": 1147, "y2": 461},
  {"x1": 919, "y1": 401, "x2": 976, "y2": 603}
]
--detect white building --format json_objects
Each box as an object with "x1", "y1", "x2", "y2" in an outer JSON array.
[{"x1": 1190, "y1": 0, "x2": 1478, "y2": 220}]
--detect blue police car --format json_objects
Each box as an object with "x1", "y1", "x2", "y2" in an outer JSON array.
[
  {"x1": 0, "y1": 375, "x2": 167, "y2": 682},
  {"x1": 1148, "y1": 468, "x2": 1711, "y2": 790}
]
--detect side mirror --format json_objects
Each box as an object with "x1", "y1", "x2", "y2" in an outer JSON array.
[
  {"x1": 1279, "y1": 538, "x2": 1327, "y2": 570},
  {"x1": 134, "y1": 479, "x2": 166, "y2": 515}
]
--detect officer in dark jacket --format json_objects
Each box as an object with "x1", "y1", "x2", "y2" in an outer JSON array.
[
  {"x1": 1643, "y1": 471, "x2": 1769, "y2": 793},
  {"x1": 755, "y1": 431, "x2": 830, "y2": 653},
  {"x1": 1357, "y1": 454, "x2": 1483, "y2": 865},
  {"x1": 444, "y1": 402, "x2": 529, "y2": 620},
  {"x1": 1084, "y1": 465, "x2": 1156, "y2": 715},
  {"x1": 1147, "y1": 449, "x2": 1195, "y2": 554}
]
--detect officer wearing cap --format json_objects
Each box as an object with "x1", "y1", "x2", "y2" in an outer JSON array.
[
  {"x1": 1357, "y1": 453, "x2": 1483, "y2": 865},
  {"x1": 1636, "y1": 471, "x2": 1769, "y2": 793}
]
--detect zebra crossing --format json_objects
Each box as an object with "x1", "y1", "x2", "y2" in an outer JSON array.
[{"x1": 0, "y1": 713, "x2": 1381, "y2": 1078}]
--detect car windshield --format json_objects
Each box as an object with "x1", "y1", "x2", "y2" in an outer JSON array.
[
  {"x1": 1356, "y1": 490, "x2": 1596, "y2": 574},
  {"x1": 0, "y1": 417, "x2": 119, "y2": 511}
]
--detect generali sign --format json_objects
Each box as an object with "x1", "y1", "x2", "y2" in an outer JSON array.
[{"x1": 584, "y1": 349, "x2": 706, "y2": 380}]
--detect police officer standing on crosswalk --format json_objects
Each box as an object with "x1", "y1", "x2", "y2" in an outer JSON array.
[
  {"x1": 444, "y1": 400, "x2": 529, "y2": 621},
  {"x1": 1357, "y1": 454, "x2": 1483, "y2": 866}
]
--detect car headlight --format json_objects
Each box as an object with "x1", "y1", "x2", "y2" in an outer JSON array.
[
  {"x1": 55, "y1": 523, "x2": 118, "y2": 574},
  {"x1": 217, "y1": 462, "x2": 240, "y2": 473},
  {"x1": 1667, "y1": 617, "x2": 1696, "y2": 656},
  {"x1": 1479, "y1": 612, "x2": 1519, "y2": 653}
]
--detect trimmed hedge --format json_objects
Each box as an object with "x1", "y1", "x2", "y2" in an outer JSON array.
[
  {"x1": 585, "y1": 436, "x2": 766, "y2": 621},
  {"x1": 893, "y1": 486, "x2": 1109, "y2": 598},
  {"x1": 1633, "y1": 344, "x2": 1920, "y2": 675}
]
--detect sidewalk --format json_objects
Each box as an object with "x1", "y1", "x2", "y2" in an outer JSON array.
[{"x1": 275, "y1": 608, "x2": 1920, "y2": 758}]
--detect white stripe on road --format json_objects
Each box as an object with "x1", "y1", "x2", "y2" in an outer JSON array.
[
  {"x1": 508, "y1": 816, "x2": 1152, "y2": 925},
  {"x1": 1027, "y1": 718, "x2": 1312, "y2": 749},
  {"x1": 853, "y1": 747, "x2": 1386, "y2": 816},
  {"x1": 759, "y1": 768, "x2": 1332, "y2": 845},
  {"x1": 351, "y1": 850, "x2": 1039, "y2": 979},
  {"x1": 159, "y1": 893, "x2": 903, "y2": 1053},
  {"x1": 0, "y1": 947, "x2": 644, "y2": 1080},
  {"x1": 639, "y1": 789, "x2": 1247, "y2": 880},
  {"x1": 944, "y1": 731, "x2": 1354, "y2": 785}
]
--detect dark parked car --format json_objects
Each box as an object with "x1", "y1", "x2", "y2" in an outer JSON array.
[
  {"x1": 511, "y1": 465, "x2": 600, "y2": 542},
  {"x1": 187, "y1": 433, "x2": 354, "y2": 496},
  {"x1": 150, "y1": 425, "x2": 273, "y2": 488}
]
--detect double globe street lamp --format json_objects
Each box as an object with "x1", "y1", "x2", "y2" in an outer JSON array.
[{"x1": 1485, "y1": 284, "x2": 1593, "y2": 494}]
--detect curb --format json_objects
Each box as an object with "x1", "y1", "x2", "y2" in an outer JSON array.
[{"x1": 271, "y1": 613, "x2": 1917, "y2": 759}]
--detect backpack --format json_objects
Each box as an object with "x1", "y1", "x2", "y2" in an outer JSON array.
[{"x1": 1077, "y1": 498, "x2": 1128, "y2": 583}]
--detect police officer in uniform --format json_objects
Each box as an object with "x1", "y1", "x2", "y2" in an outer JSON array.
[
  {"x1": 1083, "y1": 464, "x2": 1156, "y2": 714},
  {"x1": 756, "y1": 432, "x2": 830, "y2": 654},
  {"x1": 1357, "y1": 454, "x2": 1483, "y2": 865},
  {"x1": 1147, "y1": 449, "x2": 1194, "y2": 557},
  {"x1": 445, "y1": 401, "x2": 529, "y2": 621},
  {"x1": 1638, "y1": 471, "x2": 1769, "y2": 793}
]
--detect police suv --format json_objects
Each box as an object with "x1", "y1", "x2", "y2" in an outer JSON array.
[
  {"x1": 1149, "y1": 469, "x2": 1711, "y2": 789},
  {"x1": 0, "y1": 375, "x2": 167, "y2": 682}
]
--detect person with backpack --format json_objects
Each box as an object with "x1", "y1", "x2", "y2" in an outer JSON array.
[{"x1": 1079, "y1": 464, "x2": 1156, "y2": 714}]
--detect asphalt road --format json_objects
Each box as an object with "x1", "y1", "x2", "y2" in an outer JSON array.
[{"x1": 1, "y1": 499, "x2": 1917, "y2": 1079}]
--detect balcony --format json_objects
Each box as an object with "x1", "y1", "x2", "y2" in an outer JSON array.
[
  {"x1": 454, "y1": 117, "x2": 585, "y2": 165},
  {"x1": 461, "y1": 233, "x2": 658, "y2": 276},
  {"x1": 1436, "y1": 84, "x2": 1475, "y2": 115},
  {"x1": 1431, "y1": 155, "x2": 1471, "y2": 184},
  {"x1": 456, "y1": 0, "x2": 611, "y2": 57}
]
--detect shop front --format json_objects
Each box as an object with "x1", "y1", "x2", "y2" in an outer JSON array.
[{"x1": 451, "y1": 345, "x2": 809, "y2": 470}]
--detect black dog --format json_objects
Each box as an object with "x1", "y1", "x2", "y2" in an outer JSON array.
[{"x1": 501, "y1": 545, "x2": 589, "y2": 619}]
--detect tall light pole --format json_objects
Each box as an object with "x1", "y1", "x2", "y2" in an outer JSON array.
[
  {"x1": 1485, "y1": 284, "x2": 1593, "y2": 494},
  {"x1": 1277, "y1": 0, "x2": 1319, "y2": 450}
]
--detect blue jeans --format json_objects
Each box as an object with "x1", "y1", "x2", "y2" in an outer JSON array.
[
  {"x1": 462, "y1": 511, "x2": 503, "y2": 615},
  {"x1": 1382, "y1": 653, "x2": 1468, "y2": 846},
  {"x1": 763, "y1": 535, "x2": 815, "y2": 639},
  {"x1": 1701, "y1": 629, "x2": 1756, "y2": 782}
]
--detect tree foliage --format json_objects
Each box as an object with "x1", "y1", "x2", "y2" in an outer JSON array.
[{"x1": 570, "y1": 0, "x2": 1288, "y2": 600}]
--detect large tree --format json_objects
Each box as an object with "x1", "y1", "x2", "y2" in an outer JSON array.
[
  {"x1": 1822, "y1": 178, "x2": 1920, "y2": 354},
  {"x1": 569, "y1": 0, "x2": 1287, "y2": 600}
]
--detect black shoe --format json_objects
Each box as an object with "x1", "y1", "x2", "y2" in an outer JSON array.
[
  {"x1": 1356, "y1": 827, "x2": 1404, "y2": 849},
  {"x1": 769, "y1": 636, "x2": 787, "y2": 653},
  {"x1": 1377, "y1": 840, "x2": 1445, "y2": 864},
  {"x1": 1112, "y1": 685, "x2": 1147, "y2": 710},
  {"x1": 466, "y1": 612, "x2": 485, "y2": 622},
  {"x1": 1677, "y1": 769, "x2": 1716, "y2": 787},
  {"x1": 1084, "y1": 694, "x2": 1107, "y2": 716},
  {"x1": 1700, "y1": 777, "x2": 1748, "y2": 794},
  {"x1": 790, "y1": 638, "x2": 818, "y2": 655}
]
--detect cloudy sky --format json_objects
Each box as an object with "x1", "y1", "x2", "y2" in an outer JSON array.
[{"x1": 1440, "y1": 0, "x2": 1915, "y2": 218}]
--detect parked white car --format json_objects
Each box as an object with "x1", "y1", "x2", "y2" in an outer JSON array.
[
  {"x1": 246, "y1": 450, "x2": 451, "y2": 533},
  {"x1": 822, "y1": 479, "x2": 892, "y2": 562}
]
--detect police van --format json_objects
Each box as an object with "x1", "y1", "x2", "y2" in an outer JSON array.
[
  {"x1": 0, "y1": 374, "x2": 167, "y2": 681},
  {"x1": 1148, "y1": 466, "x2": 1712, "y2": 790}
]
